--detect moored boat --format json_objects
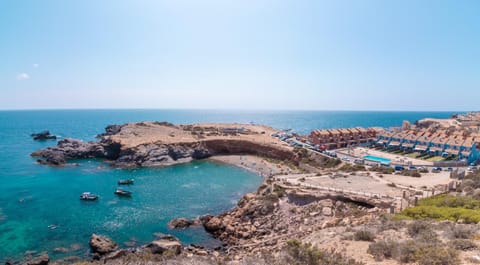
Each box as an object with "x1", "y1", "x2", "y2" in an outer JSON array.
[
  {"x1": 80, "y1": 192, "x2": 98, "y2": 201},
  {"x1": 117, "y1": 179, "x2": 134, "y2": 185},
  {"x1": 114, "y1": 189, "x2": 132, "y2": 197}
]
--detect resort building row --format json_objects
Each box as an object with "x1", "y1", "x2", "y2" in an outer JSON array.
[
  {"x1": 308, "y1": 127, "x2": 383, "y2": 150},
  {"x1": 376, "y1": 128, "x2": 480, "y2": 163}
]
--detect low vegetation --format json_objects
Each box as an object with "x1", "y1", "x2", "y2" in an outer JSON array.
[
  {"x1": 294, "y1": 148, "x2": 341, "y2": 168},
  {"x1": 353, "y1": 230, "x2": 375, "y2": 241},
  {"x1": 397, "y1": 194, "x2": 480, "y2": 223},
  {"x1": 369, "y1": 166, "x2": 395, "y2": 174},
  {"x1": 368, "y1": 220, "x2": 460, "y2": 265},
  {"x1": 449, "y1": 239, "x2": 478, "y2": 251},
  {"x1": 285, "y1": 240, "x2": 364, "y2": 265},
  {"x1": 400, "y1": 170, "x2": 422, "y2": 178},
  {"x1": 339, "y1": 164, "x2": 366, "y2": 172}
]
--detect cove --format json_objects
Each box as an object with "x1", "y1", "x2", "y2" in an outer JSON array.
[{"x1": 0, "y1": 159, "x2": 262, "y2": 261}]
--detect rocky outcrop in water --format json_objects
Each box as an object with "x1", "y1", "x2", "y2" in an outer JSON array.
[
  {"x1": 168, "y1": 218, "x2": 195, "y2": 229},
  {"x1": 31, "y1": 131, "x2": 56, "y2": 141},
  {"x1": 89, "y1": 234, "x2": 118, "y2": 255},
  {"x1": 23, "y1": 253, "x2": 49, "y2": 265},
  {"x1": 31, "y1": 138, "x2": 106, "y2": 166}
]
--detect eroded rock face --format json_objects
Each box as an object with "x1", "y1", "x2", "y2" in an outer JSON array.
[
  {"x1": 89, "y1": 234, "x2": 118, "y2": 255},
  {"x1": 111, "y1": 143, "x2": 211, "y2": 168}
]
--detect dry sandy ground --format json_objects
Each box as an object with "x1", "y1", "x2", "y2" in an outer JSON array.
[
  {"x1": 107, "y1": 122, "x2": 292, "y2": 150},
  {"x1": 380, "y1": 171, "x2": 451, "y2": 190},
  {"x1": 275, "y1": 170, "x2": 451, "y2": 199},
  {"x1": 419, "y1": 118, "x2": 461, "y2": 128},
  {"x1": 305, "y1": 227, "x2": 402, "y2": 265}
]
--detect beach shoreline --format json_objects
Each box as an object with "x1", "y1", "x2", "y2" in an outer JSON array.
[{"x1": 208, "y1": 155, "x2": 299, "y2": 178}]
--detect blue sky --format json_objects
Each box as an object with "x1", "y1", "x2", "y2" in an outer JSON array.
[{"x1": 1, "y1": 0, "x2": 479, "y2": 110}]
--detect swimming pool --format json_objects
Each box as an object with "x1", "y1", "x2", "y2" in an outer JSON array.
[{"x1": 363, "y1": 155, "x2": 391, "y2": 164}]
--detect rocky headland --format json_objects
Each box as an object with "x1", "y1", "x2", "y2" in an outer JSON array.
[{"x1": 31, "y1": 122, "x2": 297, "y2": 168}]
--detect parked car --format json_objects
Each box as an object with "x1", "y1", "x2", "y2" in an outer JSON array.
[
  {"x1": 354, "y1": 159, "x2": 365, "y2": 165},
  {"x1": 394, "y1": 166, "x2": 405, "y2": 171},
  {"x1": 341, "y1": 156, "x2": 350, "y2": 162}
]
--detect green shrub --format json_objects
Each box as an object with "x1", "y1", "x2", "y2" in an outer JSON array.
[
  {"x1": 418, "y1": 194, "x2": 480, "y2": 209},
  {"x1": 407, "y1": 220, "x2": 431, "y2": 237},
  {"x1": 396, "y1": 240, "x2": 460, "y2": 265},
  {"x1": 353, "y1": 230, "x2": 375, "y2": 242},
  {"x1": 402, "y1": 170, "x2": 422, "y2": 178},
  {"x1": 416, "y1": 245, "x2": 459, "y2": 265},
  {"x1": 369, "y1": 167, "x2": 395, "y2": 174},
  {"x1": 397, "y1": 240, "x2": 420, "y2": 263},
  {"x1": 339, "y1": 164, "x2": 366, "y2": 172},
  {"x1": 378, "y1": 217, "x2": 406, "y2": 232},
  {"x1": 367, "y1": 240, "x2": 399, "y2": 261},
  {"x1": 398, "y1": 206, "x2": 480, "y2": 223},
  {"x1": 449, "y1": 239, "x2": 478, "y2": 251},
  {"x1": 451, "y1": 224, "x2": 476, "y2": 239},
  {"x1": 285, "y1": 240, "x2": 364, "y2": 265}
]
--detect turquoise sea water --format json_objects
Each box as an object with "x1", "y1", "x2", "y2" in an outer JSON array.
[{"x1": 0, "y1": 110, "x2": 456, "y2": 261}]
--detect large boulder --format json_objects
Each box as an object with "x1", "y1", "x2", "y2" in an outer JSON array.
[
  {"x1": 146, "y1": 240, "x2": 182, "y2": 255},
  {"x1": 168, "y1": 218, "x2": 193, "y2": 229},
  {"x1": 23, "y1": 253, "x2": 49, "y2": 265},
  {"x1": 89, "y1": 234, "x2": 117, "y2": 255},
  {"x1": 203, "y1": 217, "x2": 224, "y2": 233},
  {"x1": 31, "y1": 131, "x2": 56, "y2": 141}
]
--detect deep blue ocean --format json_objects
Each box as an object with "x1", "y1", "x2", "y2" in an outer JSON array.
[{"x1": 0, "y1": 109, "x2": 457, "y2": 261}]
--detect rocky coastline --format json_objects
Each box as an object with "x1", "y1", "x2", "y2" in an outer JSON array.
[{"x1": 24, "y1": 122, "x2": 394, "y2": 265}]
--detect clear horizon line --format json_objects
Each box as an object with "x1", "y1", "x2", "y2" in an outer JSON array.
[{"x1": 0, "y1": 107, "x2": 473, "y2": 113}]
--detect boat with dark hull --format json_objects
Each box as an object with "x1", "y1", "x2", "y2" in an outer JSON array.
[
  {"x1": 80, "y1": 192, "x2": 98, "y2": 201},
  {"x1": 114, "y1": 189, "x2": 132, "y2": 197},
  {"x1": 118, "y1": 179, "x2": 134, "y2": 185}
]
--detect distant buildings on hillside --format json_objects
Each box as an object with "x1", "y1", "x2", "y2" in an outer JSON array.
[
  {"x1": 308, "y1": 127, "x2": 384, "y2": 150},
  {"x1": 376, "y1": 128, "x2": 480, "y2": 163}
]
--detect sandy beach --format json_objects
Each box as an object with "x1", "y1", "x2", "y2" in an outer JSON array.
[{"x1": 209, "y1": 155, "x2": 299, "y2": 178}]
